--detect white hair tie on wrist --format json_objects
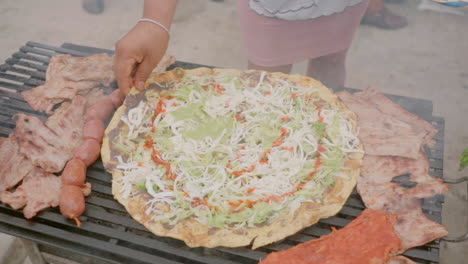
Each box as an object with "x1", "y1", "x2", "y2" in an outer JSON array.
[{"x1": 138, "y1": 18, "x2": 170, "y2": 34}]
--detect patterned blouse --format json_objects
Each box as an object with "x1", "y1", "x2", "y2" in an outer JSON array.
[{"x1": 249, "y1": 0, "x2": 364, "y2": 20}]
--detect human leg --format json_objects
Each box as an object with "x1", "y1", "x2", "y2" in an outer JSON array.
[
  {"x1": 362, "y1": 0, "x2": 408, "y2": 29},
  {"x1": 306, "y1": 49, "x2": 348, "y2": 88}
]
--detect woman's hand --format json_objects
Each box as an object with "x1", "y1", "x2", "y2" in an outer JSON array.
[{"x1": 113, "y1": 21, "x2": 169, "y2": 95}]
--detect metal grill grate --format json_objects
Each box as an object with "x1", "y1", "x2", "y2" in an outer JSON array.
[{"x1": 0, "y1": 41, "x2": 447, "y2": 264}]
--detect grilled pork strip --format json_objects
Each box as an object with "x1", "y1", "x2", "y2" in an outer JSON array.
[
  {"x1": 355, "y1": 88, "x2": 437, "y2": 147},
  {"x1": 0, "y1": 167, "x2": 61, "y2": 219},
  {"x1": 357, "y1": 180, "x2": 448, "y2": 251},
  {"x1": 15, "y1": 96, "x2": 86, "y2": 172},
  {"x1": 0, "y1": 135, "x2": 34, "y2": 191},
  {"x1": 21, "y1": 53, "x2": 175, "y2": 115},
  {"x1": 337, "y1": 88, "x2": 437, "y2": 159},
  {"x1": 361, "y1": 151, "x2": 435, "y2": 184},
  {"x1": 339, "y1": 88, "x2": 448, "y2": 252},
  {"x1": 359, "y1": 149, "x2": 448, "y2": 251},
  {"x1": 21, "y1": 53, "x2": 114, "y2": 114}
]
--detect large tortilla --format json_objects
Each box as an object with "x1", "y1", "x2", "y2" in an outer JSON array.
[{"x1": 101, "y1": 68, "x2": 363, "y2": 249}]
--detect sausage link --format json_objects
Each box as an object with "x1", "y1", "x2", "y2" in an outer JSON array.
[
  {"x1": 61, "y1": 158, "x2": 86, "y2": 186},
  {"x1": 85, "y1": 96, "x2": 115, "y2": 122},
  {"x1": 110, "y1": 89, "x2": 125, "y2": 108},
  {"x1": 83, "y1": 118, "x2": 105, "y2": 143},
  {"x1": 74, "y1": 138, "x2": 101, "y2": 166},
  {"x1": 59, "y1": 184, "x2": 85, "y2": 227}
]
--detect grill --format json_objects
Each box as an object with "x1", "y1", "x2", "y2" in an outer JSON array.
[{"x1": 0, "y1": 41, "x2": 463, "y2": 264}]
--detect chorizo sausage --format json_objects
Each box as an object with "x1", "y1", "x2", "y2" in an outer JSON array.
[
  {"x1": 61, "y1": 158, "x2": 86, "y2": 186},
  {"x1": 59, "y1": 184, "x2": 85, "y2": 227},
  {"x1": 85, "y1": 96, "x2": 115, "y2": 121},
  {"x1": 110, "y1": 89, "x2": 125, "y2": 108},
  {"x1": 74, "y1": 138, "x2": 101, "y2": 166},
  {"x1": 83, "y1": 118, "x2": 105, "y2": 143}
]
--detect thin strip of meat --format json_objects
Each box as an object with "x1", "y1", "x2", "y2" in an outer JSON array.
[
  {"x1": 0, "y1": 135, "x2": 34, "y2": 191},
  {"x1": 46, "y1": 95, "x2": 86, "y2": 146},
  {"x1": 21, "y1": 85, "x2": 63, "y2": 114},
  {"x1": 21, "y1": 53, "x2": 175, "y2": 115},
  {"x1": 15, "y1": 114, "x2": 69, "y2": 172},
  {"x1": 15, "y1": 96, "x2": 85, "y2": 172},
  {"x1": 341, "y1": 88, "x2": 447, "y2": 252},
  {"x1": 0, "y1": 189, "x2": 26, "y2": 210},
  {"x1": 59, "y1": 54, "x2": 114, "y2": 84},
  {"x1": 82, "y1": 87, "x2": 106, "y2": 109},
  {"x1": 21, "y1": 54, "x2": 114, "y2": 114},
  {"x1": 354, "y1": 88, "x2": 437, "y2": 147},
  {"x1": 337, "y1": 89, "x2": 437, "y2": 159},
  {"x1": 357, "y1": 180, "x2": 448, "y2": 251},
  {"x1": 0, "y1": 167, "x2": 61, "y2": 219},
  {"x1": 362, "y1": 151, "x2": 438, "y2": 184},
  {"x1": 362, "y1": 154, "x2": 425, "y2": 184},
  {"x1": 260, "y1": 209, "x2": 401, "y2": 264}
]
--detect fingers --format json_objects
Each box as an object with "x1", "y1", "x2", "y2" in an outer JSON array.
[
  {"x1": 113, "y1": 42, "x2": 136, "y2": 95},
  {"x1": 133, "y1": 55, "x2": 160, "y2": 90},
  {"x1": 113, "y1": 37, "x2": 136, "y2": 95},
  {"x1": 113, "y1": 22, "x2": 170, "y2": 95}
]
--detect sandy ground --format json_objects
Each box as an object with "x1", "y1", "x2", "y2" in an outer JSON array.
[{"x1": 0, "y1": 0, "x2": 467, "y2": 263}]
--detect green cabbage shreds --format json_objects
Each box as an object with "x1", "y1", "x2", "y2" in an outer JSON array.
[
  {"x1": 136, "y1": 183, "x2": 159, "y2": 192},
  {"x1": 321, "y1": 174, "x2": 335, "y2": 188},
  {"x1": 114, "y1": 142, "x2": 133, "y2": 154},
  {"x1": 312, "y1": 122, "x2": 326, "y2": 138},
  {"x1": 153, "y1": 184, "x2": 159, "y2": 192},
  {"x1": 137, "y1": 182, "x2": 146, "y2": 190},
  {"x1": 322, "y1": 146, "x2": 345, "y2": 169},
  {"x1": 250, "y1": 202, "x2": 276, "y2": 224},
  {"x1": 327, "y1": 114, "x2": 341, "y2": 140},
  {"x1": 208, "y1": 210, "x2": 227, "y2": 228}
]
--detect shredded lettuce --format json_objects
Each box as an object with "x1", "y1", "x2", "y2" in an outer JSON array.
[{"x1": 312, "y1": 122, "x2": 326, "y2": 138}]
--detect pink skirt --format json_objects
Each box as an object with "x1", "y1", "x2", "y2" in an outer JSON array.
[{"x1": 237, "y1": 0, "x2": 369, "y2": 67}]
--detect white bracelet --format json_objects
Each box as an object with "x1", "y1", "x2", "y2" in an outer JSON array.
[{"x1": 138, "y1": 18, "x2": 170, "y2": 34}]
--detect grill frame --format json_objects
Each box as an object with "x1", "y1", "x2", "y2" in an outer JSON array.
[{"x1": 0, "y1": 41, "x2": 446, "y2": 264}]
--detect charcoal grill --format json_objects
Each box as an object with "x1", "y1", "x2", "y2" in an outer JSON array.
[{"x1": 0, "y1": 41, "x2": 465, "y2": 264}]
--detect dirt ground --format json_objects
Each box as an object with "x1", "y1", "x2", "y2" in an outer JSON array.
[{"x1": 0, "y1": 0, "x2": 467, "y2": 263}]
